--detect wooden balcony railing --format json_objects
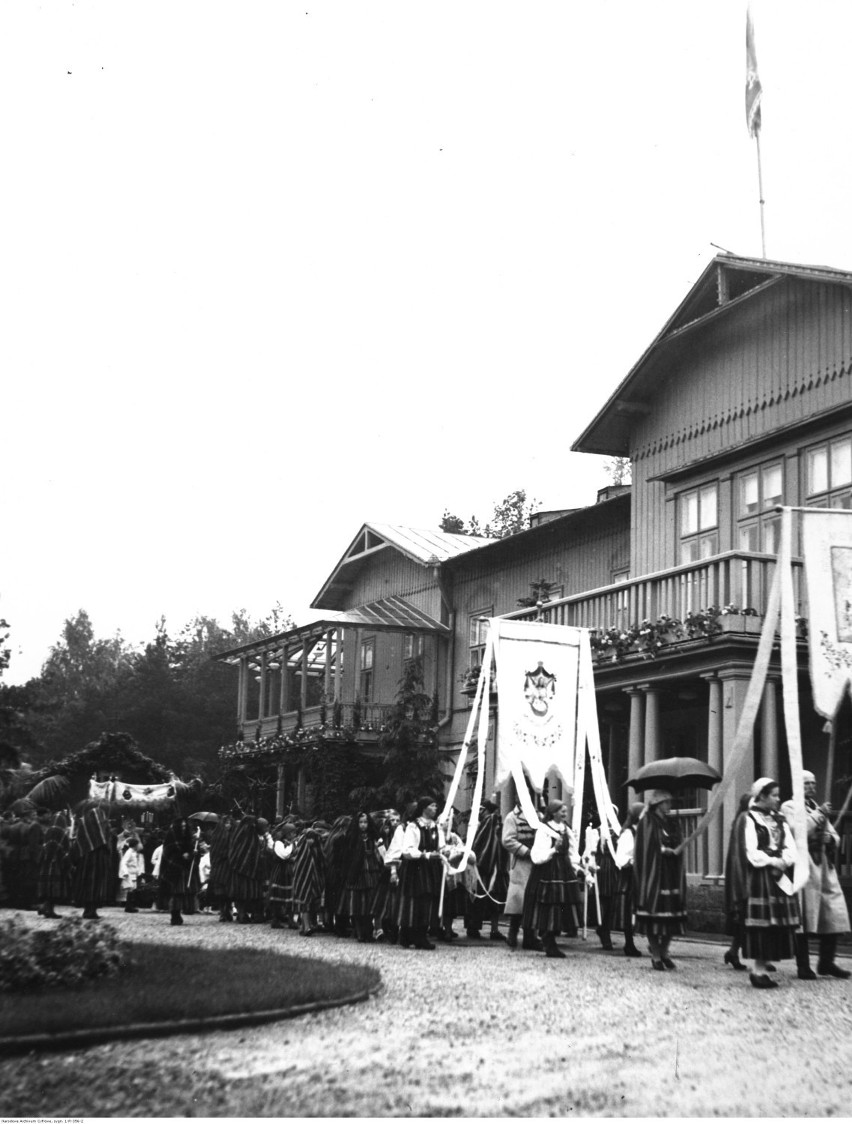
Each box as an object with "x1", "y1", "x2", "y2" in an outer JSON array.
[
  {"x1": 244, "y1": 702, "x2": 396, "y2": 742},
  {"x1": 506, "y1": 551, "x2": 804, "y2": 633}
]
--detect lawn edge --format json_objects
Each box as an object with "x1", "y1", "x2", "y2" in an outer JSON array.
[{"x1": 0, "y1": 977, "x2": 384, "y2": 1056}]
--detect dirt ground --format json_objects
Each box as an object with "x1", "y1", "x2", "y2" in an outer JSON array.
[{"x1": 2, "y1": 908, "x2": 852, "y2": 1118}]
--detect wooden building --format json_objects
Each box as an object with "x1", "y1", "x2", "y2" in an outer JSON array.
[{"x1": 217, "y1": 253, "x2": 852, "y2": 881}]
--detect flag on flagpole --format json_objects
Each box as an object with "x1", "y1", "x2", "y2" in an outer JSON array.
[{"x1": 746, "y1": 7, "x2": 762, "y2": 138}]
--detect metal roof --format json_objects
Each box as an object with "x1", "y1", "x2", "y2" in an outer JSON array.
[
  {"x1": 312, "y1": 522, "x2": 490, "y2": 609},
  {"x1": 572, "y1": 253, "x2": 852, "y2": 457},
  {"x1": 214, "y1": 596, "x2": 448, "y2": 664}
]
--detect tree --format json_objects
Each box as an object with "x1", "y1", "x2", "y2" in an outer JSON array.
[
  {"x1": 605, "y1": 457, "x2": 632, "y2": 486},
  {"x1": 438, "y1": 488, "x2": 541, "y2": 540}
]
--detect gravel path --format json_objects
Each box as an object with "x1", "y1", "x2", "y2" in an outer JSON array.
[{"x1": 2, "y1": 908, "x2": 851, "y2": 1118}]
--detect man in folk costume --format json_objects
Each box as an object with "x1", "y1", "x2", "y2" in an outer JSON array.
[
  {"x1": 781, "y1": 771, "x2": 851, "y2": 980},
  {"x1": 397, "y1": 796, "x2": 447, "y2": 950},
  {"x1": 36, "y1": 811, "x2": 71, "y2": 919},
  {"x1": 501, "y1": 793, "x2": 542, "y2": 951},
  {"x1": 70, "y1": 801, "x2": 114, "y2": 920},
  {"x1": 465, "y1": 796, "x2": 508, "y2": 941}
]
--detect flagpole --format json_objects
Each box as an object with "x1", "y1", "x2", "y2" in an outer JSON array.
[{"x1": 756, "y1": 131, "x2": 766, "y2": 259}]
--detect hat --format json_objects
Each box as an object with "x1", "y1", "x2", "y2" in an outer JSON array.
[
  {"x1": 647, "y1": 789, "x2": 674, "y2": 806},
  {"x1": 750, "y1": 777, "x2": 777, "y2": 801},
  {"x1": 415, "y1": 795, "x2": 438, "y2": 817}
]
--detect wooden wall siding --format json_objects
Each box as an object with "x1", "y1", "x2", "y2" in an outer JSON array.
[
  {"x1": 337, "y1": 549, "x2": 443, "y2": 618},
  {"x1": 629, "y1": 279, "x2": 852, "y2": 574},
  {"x1": 451, "y1": 519, "x2": 630, "y2": 620}
]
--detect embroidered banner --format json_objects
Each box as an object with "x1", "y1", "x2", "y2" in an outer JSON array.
[
  {"x1": 492, "y1": 618, "x2": 580, "y2": 793},
  {"x1": 802, "y1": 509, "x2": 852, "y2": 718},
  {"x1": 88, "y1": 778, "x2": 178, "y2": 805}
]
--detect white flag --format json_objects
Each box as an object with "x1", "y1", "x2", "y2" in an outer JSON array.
[
  {"x1": 492, "y1": 618, "x2": 581, "y2": 791},
  {"x1": 802, "y1": 509, "x2": 852, "y2": 717}
]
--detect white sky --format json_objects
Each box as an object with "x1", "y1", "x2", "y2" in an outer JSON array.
[{"x1": 3, "y1": 0, "x2": 852, "y2": 683}]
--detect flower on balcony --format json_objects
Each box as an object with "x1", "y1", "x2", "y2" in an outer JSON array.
[
  {"x1": 459, "y1": 664, "x2": 497, "y2": 694},
  {"x1": 590, "y1": 605, "x2": 762, "y2": 663}
]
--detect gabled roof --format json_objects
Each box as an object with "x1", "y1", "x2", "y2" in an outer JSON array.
[
  {"x1": 572, "y1": 253, "x2": 852, "y2": 456},
  {"x1": 312, "y1": 522, "x2": 490, "y2": 610}
]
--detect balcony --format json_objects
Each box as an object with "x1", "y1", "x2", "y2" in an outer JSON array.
[
  {"x1": 507, "y1": 550, "x2": 804, "y2": 636},
  {"x1": 221, "y1": 702, "x2": 396, "y2": 763}
]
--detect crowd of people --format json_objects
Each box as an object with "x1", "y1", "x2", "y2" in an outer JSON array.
[{"x1": 0, "y1": 771, "x2": 848, "y2": 991}]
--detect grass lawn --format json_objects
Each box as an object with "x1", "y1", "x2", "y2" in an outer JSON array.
[{"x1": 0, "y1": 942, "x2": 380, "y2": 1046}]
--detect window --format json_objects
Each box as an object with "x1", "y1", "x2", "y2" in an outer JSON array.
[
  {"x1": 680, "y1": 484, "x2": 718, "y2": 563},
  {"x1": 807, "y1": 435, "x2": 852, "y2": 509},
  {"x1": 360, "y1": 637, "x2": 375, "y2": 701},
  {"x1": 738, "y1": 461, "x2": 784, "y2": 553},
  {"x1": 469, "y1": 612, "x2": 492, "y2": 670},
  {"x1": 403, "y1": 633, "x2": 424, "y2": 660}
]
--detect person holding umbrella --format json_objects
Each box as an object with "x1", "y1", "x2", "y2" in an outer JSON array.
[{"x1": 632, "y1": 790, "x2": 687, "y2": 970}]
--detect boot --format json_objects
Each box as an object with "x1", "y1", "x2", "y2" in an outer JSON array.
[
  {"x1": 796, "y1": 934, "x2": 816, "y2": 980},
  {"x1": 543, "y1": 933, "x2": 566, "y2": 959},
  {"x1": 124, "y1": 892, "x2": 139, "y2": 914},
  {"x1": 42, "y1": 903, "x2": 61, "y2": 920},
  {"x1": 596, "y1": 926, "x2": 614, "y2": 951},
  {"x1": 507, "y1": 916, "x2": 521, "y2": 950},
  {"x1": 522, "y1": 928, "x2": 543, "y2": 952},
  {"x1": 170, "y1": 910, "x2": 184, "y2": 926},
  {"x1": 818, "y1": 934, "x2": 851, "y2": 978}
]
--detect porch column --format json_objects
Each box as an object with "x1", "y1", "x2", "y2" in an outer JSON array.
[
  {"x1": 334, "y1": 628, "x2": 343, "y2": 703},
  {"x1": 760, "y1": 676, "x2": 780, "y2": 781},
  {"x1": 719, "y1": 669, "x2": 755, "y2": 860},
  {"x1": 641, "y1": 685, "x2": 661, "y2": 765},
  {"x1": 324, "y1": 630, "x2": 333, "y2": 701},
  {"x1": 258, "y1": 652, "x2": 267, "y2": 721},
  {"x1": 625, "y1": 687, "x2": 645, "y2": 794},
  {"x1": 279, "y1": 647, "x2": 290, "y2": 714},
  {"x1": 701, "y1": 673, "x2": 724, "y2": 876},
  {"x1": 238, "y1": 657, "x2": 248, "y2": 730},
  {"x1": 300, "y1": 640, "x2": 309, "y2": 711},
  {"x1": 276, "y1": 763, "x2": 285, "y2": 819}
]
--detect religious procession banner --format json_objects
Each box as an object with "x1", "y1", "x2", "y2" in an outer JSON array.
[
  {"x1": 801, "y1": 508, "x2": 852, "y2": 719},
  {"x1": 89, "y1": 777, "x2": 179, "y2": 806},
  {"x1": 442, "y1": 618, "x2": 619, "y2": 873}
]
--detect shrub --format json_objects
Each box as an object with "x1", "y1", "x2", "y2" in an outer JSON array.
[{"x1": 0, "y1": 916, "x2": 126, "y2": 992}]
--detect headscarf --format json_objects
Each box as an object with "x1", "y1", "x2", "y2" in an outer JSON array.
[
  {"x1": 228, "y1": 815, "x2": 264, "y2": 879},
  {"x1": 74, "y1": 805, "x2": 111, "y2": 854},
  {"x1": 647, "y1": 789, "x2": 674, "y2": 806},
  {"x1": 415, "y1": 795, "x2": 438, "y2": 818},
  {"x1": 749, "y1": 777, "x2": 776, "y2": 805}
]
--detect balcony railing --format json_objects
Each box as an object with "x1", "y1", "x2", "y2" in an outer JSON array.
[
  {"x1": 507, "y1": 551, "x2": 804, "y2": 633},
  {"x1": 244, "y1": 702, "x2": 396, "y2": 742}
]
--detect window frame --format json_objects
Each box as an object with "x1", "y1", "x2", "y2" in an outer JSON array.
[
  {"x1": 678, "y1": 483, "x2": 719, "y2": 563},
  {"x1": 736, "y1": 458, "x2": 784, "y2": 554},
  {"x1": 805, "y1": 433, "x2": 852, "y2": 510}
]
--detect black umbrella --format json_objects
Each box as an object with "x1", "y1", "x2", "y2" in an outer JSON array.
[
  {"x1": 628, "y1": 757, "x2": 721, "y2": 793},
  {"x1": 188, "y1": 811, "x2": 220, "y2": 824}
]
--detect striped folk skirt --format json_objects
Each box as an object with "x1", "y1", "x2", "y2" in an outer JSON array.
[
  {"x1": 72, "y1": 848, "x2": 113, "y2": 907},
  {"x1": 522, "y1": 854, "x2": 581, "y2": 936},
  {"x1": 742, "y1": 866, "x2": 800, "y2": 962},
  {"x1": 371, "y1": 868, "x2": 400, "y2": 926},
  {"x1": 396, "y1": 855, "x2": 442, "y2": 929}
]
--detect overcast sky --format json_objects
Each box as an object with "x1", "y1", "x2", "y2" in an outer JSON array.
[{"x1": 4, "y1": 0, "x2": 852, "y2": 683}]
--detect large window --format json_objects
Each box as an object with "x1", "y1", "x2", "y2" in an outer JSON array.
[
  {"x1": 403, "y1": 633, "x2": 424, "y2": 661},
  {"x1": 360, "y1": 637, "x2": 375, "y2": 701},
  {"x1": 680, "y1": 484, "x2": 718, "y2": 563},
  {"x1": 469, "y1": 612, "x2": 492, "y2": 670},
  {"x1": 738, "y1": 461, "x2": 784, "y2": 553},
  {"x1": 807, "y1": 435, "x2": 852, "y2": 509}
]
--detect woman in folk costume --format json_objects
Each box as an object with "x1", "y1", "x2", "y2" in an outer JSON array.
[
  {"x1": 160, "y1": 817, "x2": 201, "y2": 926},
  {"x1": 292, "y1": 821, "x2": 327, "y2": 936},
  {"x1": 632, "y1": 790, "x2": 687, "y2": 970},
  {"x1": 611, "y1": 802, "x2": 645, "y2": 958},
  {"x1": 266, "y1": 821, "x2": 298, "y2": 929},
  {"x1": 522, "y1": 798, "x2": 582, "y2": 959},
  {"x1": 36, "y1": 811, "x2": 71, "y2": 919},
  {"x1": 372, "y1": 808, "x2": 404, "y2": 944},
  {"x1": 740, "y1": 778, "x2": 799, "y2": 989},
  {"x1": 464, "y1": 796, "x2": 509, "y2": 942},
  {"x1": 323, "y1": 815, "x2": 353, "y2": 937},
  {"x1": 501, "y1": 790, "x2": 542, "y2": 951},
  {"x1": 70, "y1": 802, "x2": 114, "y2": 921},
  {"x1": 781, "y1": 771, "x2": 851, "y2": 980},
  {"x1": 396, "y1": 795, "x2": 447, "y2": 950},
  {"x1": 226, "y1": 815, "x2": 269, "y2": 923},
  {"x1": 338, "y1": 811, "x2": 384, "y2": 942},
  {"x1": 722, "y1": 793, "x2": 752, "y2": 971}
]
